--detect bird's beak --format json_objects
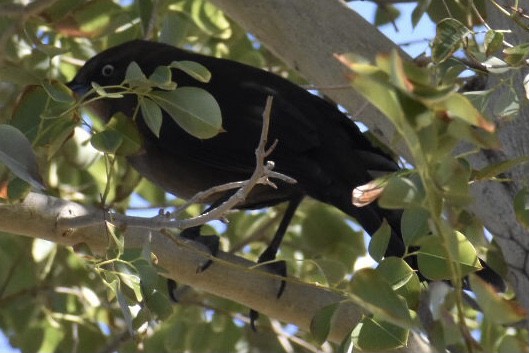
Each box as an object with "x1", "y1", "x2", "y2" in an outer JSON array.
[{"x1": 66, "y1": 80, "x2": 90, "y2": 98}]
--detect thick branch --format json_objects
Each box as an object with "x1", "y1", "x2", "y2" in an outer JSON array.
[
  {"x1": 0, "y1": 192, "x2": 360, "y2": 344},
  {"x1": 0, "y1": 192, "x2": 435, "y2": 351}
]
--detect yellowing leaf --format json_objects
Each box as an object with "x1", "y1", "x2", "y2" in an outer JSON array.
[{"x1": 470, "y1": 274, "x2": 526, "y2": 324}]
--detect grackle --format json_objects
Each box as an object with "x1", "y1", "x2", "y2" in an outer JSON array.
[{"x1": 68, "y1": 40, "x2": 504, "y2": 324}]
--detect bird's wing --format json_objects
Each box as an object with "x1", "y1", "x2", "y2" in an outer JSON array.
[{"x1": 153, "y1": 75, "x2": 322, "y2": 177}]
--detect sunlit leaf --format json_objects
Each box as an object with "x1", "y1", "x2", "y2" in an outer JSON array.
[
  {"x1": 170, "y1": 60, "x2": 212, "y2": 83},
  {"x1": 417, "y1": 231, "x2": 481, "y2": 281},
  {"x1": 377, "y1": 257, "x2": 421, "y2": 309},
  {"x1": 470, "y1": 274, "x2": 526, "y2": 324},
  {"x1": 504, "y1": 43, "x2": 529, "y2": 67},
  {"x1": 379, "y1": 176, "x2": 424, "y2": 209},
  {"x1": 442, "y1": 93, "x2": 495, "y2": 132},
  {"x1": 349, "y1": 269, "x2": 414, "y2": 328},
  {"x1": 312, "y1": 258, "x2": 348, "y2": 286},
  {"x1": 357, "y1": 316, "x2": 408, "y2": 351},
  {"x1": 432, "y1": 18, "x2": 470, "y2": 63},
  {"x1": 484, "y1": 30, "x2": 504, "y2": 56}
]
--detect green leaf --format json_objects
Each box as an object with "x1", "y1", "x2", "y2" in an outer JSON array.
[
  {"x1": 310, "y1": 303, "x2": 339, "y2": 345},
  {"x1": 61, "y1": 127, "x2": 101, "y2": 169},
  {"x1": 90, "y1": 129, "x2": 123, "y2": 153},
  {"x1": 106, "y1": 113, "x2": 143, "y2": 155},
  {"x1": 91, "y1": 82, "x2": 124, "y2": 98},
  {"x1": 347, "y1": 71, "x2": 404, "y2": 126},
  {"x1": 473, "y1": 156, "x2": 529, "y2": 181},
  {"x1": 71, "y1": 0, "x2": 125, "y2": 37},
  {"x1": 0, "y1": 125, "x2": 45, "y2": 190},
  {"x1": 469, "y1": 274, "x2": 526, "y2": 324},
  {"x1": 10, "y1": 85, "x2": 48, "y2": 141},
  {"x1": 442, "y1": 93, "x2": 495, "y2": 132},
  {"x1": 411, "y1": 0, "x2": 431, "y2": 28},
  {"x1": 170, "y1": 60, "x2": 212, "y2": 83},
  {"x1": 401, "y1": 208, "x2": 430, "y2": 246},
  {"x1": 349, "y1": 268, "x2": 414, "y2": 328},
  {"x1": 379, "y1": 176, "x2": 424, "y2": 209},
  {"x1": 484, "y1": 30, "x2": 504, "y2": 56},
  {"x1": 368, "y1": 220, "x2": 391, "y2": 262},
  {"x1": 301, "y1": 204, "x2": 365, "y2": 266},
  {"x1": 106, "y1": 221, "x2": 125, "y2": 257},
  {"x1": 357, "y1": 316, "x2": 409, "y2": 351},
  {"x1": 148, "y1": 65, "x2": 176, "y2": 90},
  {"x1": 503, "y1": 43, "x2": 529, "y2": 67},
  {"x1": 150, "y1": 87, "x2": 222, "y2": 139},
  {"x1": 514, "y1": 187, "x2": 529, "y2": 228},
  {"x1": 0, "y1": 67, "x2": 38, "y2": 86},
  {"x1": 179, "y1": 0, "x2": 231, "y2": 38},
  {"x1": 312, "y1": 259, "x2": 348, "y2": 286},
  {"x1": 125, "y1": 61, "x2": 148, "y2": 86},
  {"x1": 492, "y1": 85, "x2": 520, "y2": 119},
  {"x1": 37, "y1": 324, "x2": 65, "y2": 353},
  {"x1": 114, "y1": 282, "x2": 134, "y2": 335},
  {"x1": 145, "y1": 290, "x2": 173, "y2": 320},
  {"x1": 377, "y1": 257, "x2": 421, "y2": 309},
  {"x1": 432, "y1": 18, "x2": 471, "y2": 63},
  {"x1": 417, "y1": 231, "x2": 481, "y2": 281},
  {"x1": 140, "y1": 98, "x2": 163, "y2": 137},
  {"x1": 42, "y1": 80, "x2": 75, "y2": 103},
  {"x1": 374, "y1": 5, "x2": 400, "y2": 27},
  {"x1": 91, "y1": 113, "x2": 143, "y2": 155},
  {"x1": 6, "y1": 177, "x2": 32, "y2": 200}
]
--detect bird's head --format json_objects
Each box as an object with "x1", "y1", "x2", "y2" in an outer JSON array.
[
  {"x1": 67, "y1": 40, "x2": 170, "y2": 121},
  {"x1": 68, "y1": 40, "x2": 166, "y2": 93}
]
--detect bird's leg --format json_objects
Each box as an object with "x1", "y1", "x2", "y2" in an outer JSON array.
[
  {"x1": 167, "y1": 198, "x2": 230, "y2": 302},
  {"x1": 249, "y1": 195, "x2": 303, "y2": 330}
]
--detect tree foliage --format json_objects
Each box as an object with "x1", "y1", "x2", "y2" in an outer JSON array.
[{"x1": 0, "y1": 0, "x2": 528, "y2": 352}]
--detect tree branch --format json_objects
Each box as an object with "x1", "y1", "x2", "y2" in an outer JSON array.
[
  {"x1": 0, "y1": 192, "x2": 436, "y2": 351},
  {"x1": 58, "y1": 97, "x2": 295, "y2": 232},
  {"x1": 0, "y1": 191, "x2": 361, "y2": 344}
]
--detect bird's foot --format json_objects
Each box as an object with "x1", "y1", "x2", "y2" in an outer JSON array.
[{"x1": 180, "y1": 227, "x2": 220, "y2": 272}]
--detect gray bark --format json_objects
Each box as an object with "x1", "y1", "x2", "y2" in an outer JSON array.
[{"x1": 0, "y1": 192, "x2": 434, "y2": 351}]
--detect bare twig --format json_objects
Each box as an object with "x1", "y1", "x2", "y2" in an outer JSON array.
[{"x1": 57, "y1": 96, "x2": 296, "y2": 233}]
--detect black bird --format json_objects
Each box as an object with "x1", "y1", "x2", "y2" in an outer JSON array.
[
  {"x1": 68, "y1": 40, "x2": 406, "y2": 252},
  {"x1": 67, "y1": 40, "x2": 503, "y2": 317}
]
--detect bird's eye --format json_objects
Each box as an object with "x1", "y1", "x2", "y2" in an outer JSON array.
[{"x1": 101, "y1": 64, "x2": 115, "y2": 77}]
